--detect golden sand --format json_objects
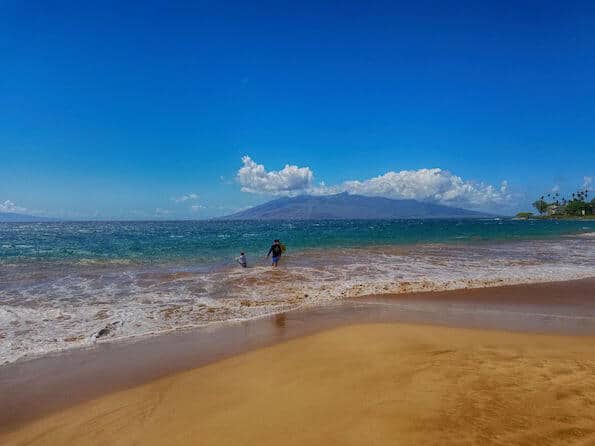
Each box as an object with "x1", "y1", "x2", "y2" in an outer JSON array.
[{"x1": 2, "y1": 323, "x2": 595, "y2": 445}]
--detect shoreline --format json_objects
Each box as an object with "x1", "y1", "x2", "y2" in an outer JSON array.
[
  {"x1": 1, "y1": 277, "x2": 594, "y2": 434},
  {"x1": 3, "y1": 230, "x2": 593, "y2": 365},
  {"x1": 3, "y1": 271, "x2": 594, "y2": 367}
]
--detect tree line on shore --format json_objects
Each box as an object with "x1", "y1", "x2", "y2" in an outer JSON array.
[{"x1": 516, "y1": 188, "x2": 593, "y2": 218}]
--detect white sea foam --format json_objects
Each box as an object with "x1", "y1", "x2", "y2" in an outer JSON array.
[
  {"x1": 1, "y1": 236, "x2": 593, "y2": 364},
  {"x1": 575, "y1": 231, "x2": 595, "y2": 238}
]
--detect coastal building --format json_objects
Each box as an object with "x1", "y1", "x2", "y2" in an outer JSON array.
[{"x1": 546, "y1": 205, "x2": 566, "y2": 216}]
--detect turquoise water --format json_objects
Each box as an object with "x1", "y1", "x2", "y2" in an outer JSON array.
[{"x1": 1, "y1": 219, "x2": 594, "y2": 266}]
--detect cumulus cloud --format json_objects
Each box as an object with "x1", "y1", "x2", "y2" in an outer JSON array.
[
  {"x1": 190, "y1": 205, "x2": 205, "y2": 212},
  {"x1": 172, "y1": 193, "x2": 199, "y2": 203},
  {"x1": 321, "y1": 168, "x2": 512, "y2": 208},
  {"x1": 237, "y1": 156, "x2": 513, "y2": 209},
  {"x1": 583, "y1": 176, "x2": 592, "y2": 190},
  {"x1": 0, "y1": 200, "x2": 26, "y2": 213},
  {"x1": 237, "y1": 156, "x2": 314, "y2": 195}
]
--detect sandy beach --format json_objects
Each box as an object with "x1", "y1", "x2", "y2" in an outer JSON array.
[
  {"x1": 1, "y1": 279, "x2": 594, "y2": 445},
  {"x1": 2, "y1": 322, "x2": 595, "y2": 445}
]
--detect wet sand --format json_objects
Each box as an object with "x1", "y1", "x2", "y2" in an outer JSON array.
[{"x1": 1, "y1": 278, "x2": 594, "y2": 444}]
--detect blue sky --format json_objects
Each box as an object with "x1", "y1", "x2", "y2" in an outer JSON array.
[{"x1": 1, "y1": 0, "x2": 594, "y2": 219}]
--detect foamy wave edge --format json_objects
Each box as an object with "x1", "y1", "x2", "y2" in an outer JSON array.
[{"x1": 3, "y1": 272, "x2": 594, "y2": 366}]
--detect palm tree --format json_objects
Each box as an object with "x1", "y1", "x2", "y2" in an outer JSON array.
[{"x1": 533, "y1": 199, "x2": 548, "y2": 215}]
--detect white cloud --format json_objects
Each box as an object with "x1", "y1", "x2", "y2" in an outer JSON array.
[
  {"x1": 323, "y1": 168, "x2": 512, "y2": 208},
  {"x1": 172, "y1": 193, "x2": 199, "y2": 203},
  {"x1": 237, "y1": 156, "x2": 314, "y2": 195},
  {"x1": 0, "y1": 200, "x2": 26, "y2": 213},
  {"x1": 551, "y1": 184, "x2": 560, "y2": 193},
  {"x1": 582, "y1": 176, "x2": 592, "y2": 190},
  {"x1": 190, "y1": 205, "x2": 205, "y2": 212},
  {"x1": 236, "y1": 156, "x2": 513, "y2": 210}
]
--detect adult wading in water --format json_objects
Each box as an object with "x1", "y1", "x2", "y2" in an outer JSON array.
[{"x1": 266, "y1": 239, "x2": 283, "y2": 267}]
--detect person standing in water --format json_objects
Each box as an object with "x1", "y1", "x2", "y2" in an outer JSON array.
[
  {"x1": 266, "y1": 239, "x2": 283, "y2": 267},
  {"x1": 236, "y1": 252, "x2": 247, "y2": 268}
]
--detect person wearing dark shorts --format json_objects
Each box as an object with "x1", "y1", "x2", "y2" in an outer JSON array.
[{"x1": 266, "y1": 239, "x2": 283, "y2": 267}]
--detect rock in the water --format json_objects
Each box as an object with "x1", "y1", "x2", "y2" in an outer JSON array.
[
  {"x1": 96, "y1": 328, "x2": 110, "y2": 338},
  {"x1": 92, "y1": 321, "x2": 123, "y2": 341}
]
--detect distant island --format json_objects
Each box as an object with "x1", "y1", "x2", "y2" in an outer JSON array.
[
  {"x1": 516, "y1": 188, "x2": 593, "y2": 219},
  {"x1": 221, "y1": 193, "x2": 494, "y2": 220},
  {"x1": 0, "y1": 212, "x2": 58, "y2": 223}
]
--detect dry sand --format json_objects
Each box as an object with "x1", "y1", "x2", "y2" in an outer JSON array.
[{"x1": 2, "y1": 323, "x2": 594, "y2": 446}]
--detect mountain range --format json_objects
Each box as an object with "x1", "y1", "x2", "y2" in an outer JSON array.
[{"x1": 222, "y1": 193, "x2": 493, "y2": 219}]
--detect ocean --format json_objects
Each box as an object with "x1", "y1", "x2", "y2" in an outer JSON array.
[{"x1": 1, "y1": 219, "x2": 594, "y2": 364}]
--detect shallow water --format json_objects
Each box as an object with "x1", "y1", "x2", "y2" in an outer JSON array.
[{"x1": 1, "y1": 219, "x2": 594, "y2": 364}]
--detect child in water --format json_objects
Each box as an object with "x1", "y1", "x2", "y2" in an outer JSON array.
[{"x1": 236, "y1": 252, "x2": 247, "y2": 268}]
